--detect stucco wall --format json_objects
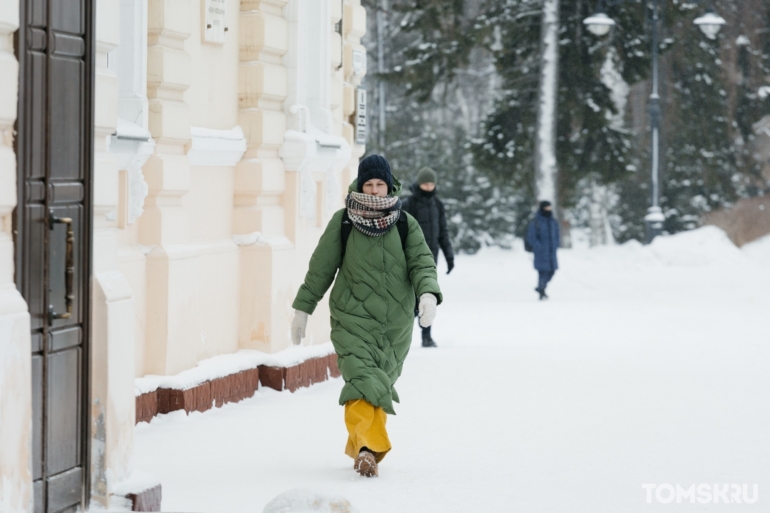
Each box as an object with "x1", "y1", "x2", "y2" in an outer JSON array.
[
  {"x1": 234, "y1": 0, "x2": 367, "y2": 354},
  {"x1": 0, "y1": 0, "x2": 369, "y2": 509},
  {"x1": 92, "y1": 0, "x2": 137, "y2": 506},
  {"x1": 0, "y1": 2, "x2": 33, "y2": 512}
]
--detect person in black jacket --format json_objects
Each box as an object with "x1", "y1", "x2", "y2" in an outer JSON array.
[{"x1": 401, "y1": 167, "x2": 454, "y2": 347}]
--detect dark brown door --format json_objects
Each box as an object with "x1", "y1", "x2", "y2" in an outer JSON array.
[{"x1": 14, "y1": 1, "x2": 94, "y2": 512}]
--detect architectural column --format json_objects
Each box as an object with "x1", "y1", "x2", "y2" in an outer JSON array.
[
  {"x1": 0, "y1": 3, "x2": 33, "y2": 512},
  {"x1": 111, "y1": 0, "x2": 154, "y2": 380},
  {"x1": 90, "y1": 0, "x2": 139, "y2": 506},
  {"x1": 235, "y1": 0, "x2": 291, "y2": 352},
  {"x1": 140, "y1": 0, "x2": 196, "y2": 375},
  {"x1": 341, "y1": 0, "x2": 367, "y2": 184}
]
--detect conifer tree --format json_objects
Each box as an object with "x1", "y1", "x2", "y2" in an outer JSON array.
[
  {"x1": 615, "y1": 1, "x2": 770, "y2": 239},
  {"x1": 473, "y1": 1, "x2": 652, "y2": 214},
  {"x1": 363, "y1": 0, "x2": 770, "y2": 248},
  {"x1": 661, "y1": 29, "x2": 739, "y2": 231}
]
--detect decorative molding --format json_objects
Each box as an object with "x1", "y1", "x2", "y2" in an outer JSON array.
[
  {"x1": 109, "y1": 119, "x2": 155, "y2": 224},
  {"x1": 283, "y1": 0, "x2": 333, "y2": 133},
  {"x1": 300, "y1": 167, "x2": 317, "y2": 219},
  {"x1": 186, "y1": 126, "x2": 247, "y2": 167},
  {"x1": 128, "y1": 166, "x2": 149, "y2": 224},
  {"x1": 326, "y1": 165, "x2": 341, "y2": 215},
  {"x1": 280, "y1": 0, "x2": 351, "y2": 219},
  {"x1": 280, "y1": 128, "x2": 350, "y2": 219},
  {"x1": 232, "y1": 231, "x2": 262, "y2": 246}
]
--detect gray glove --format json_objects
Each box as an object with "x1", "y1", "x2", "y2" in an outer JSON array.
[
  {"x1": 418, "y1": 293, "x2": 437, "y2": 328},
  {"x1": 291, "y1": 310, "x2": 309, "y2": 345}
]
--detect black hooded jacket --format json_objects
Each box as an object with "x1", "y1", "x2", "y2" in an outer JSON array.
[{"x1": 401, "y1": 183, "x2": 454, "y2": 263}]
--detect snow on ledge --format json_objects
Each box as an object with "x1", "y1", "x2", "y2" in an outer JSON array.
[
  {"x1": 135, "y1": 342, "x2": 336, "y2": 396},
  {"x1": 233, "y1": 231, "x2": 263, "y2": 246},
  {"x1": 186, "y1": 125, "x2": 247, "y2": 167},
  {"x1": 110, "y1": 470, "x2": 160, "y2": 497}
]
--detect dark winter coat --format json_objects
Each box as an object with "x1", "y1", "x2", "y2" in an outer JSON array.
[
  {"x1": 526, "y1": 212, "x2": 560, "y2": 271},
  {"x1": 292, "y1": 178, "x2": 442, "y2": 415},
  {"x1": 401, "y1": 183, "x2": 454, "y2": 263}
]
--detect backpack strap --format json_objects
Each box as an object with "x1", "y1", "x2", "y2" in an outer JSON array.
[
  {"x1": 396, "y1": 211, "x2": 409, "y2": 250},
  {"x1": 340, "y1": 210, "x2": 408, "y2": 265},
  {"x1": 340, "y1": 209, "x2": 354, "y2": 264}
]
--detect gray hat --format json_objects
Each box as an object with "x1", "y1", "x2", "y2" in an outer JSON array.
[{"x1": 416, "y1": 167, "x2": 437, "y2": 185}]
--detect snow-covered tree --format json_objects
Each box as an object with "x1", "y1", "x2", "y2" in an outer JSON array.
[
  {"x1": 535, "y1": 0, "x2": 559, "y2": 209},
  {"x1": 473, "y1": 1, "x2": 652, "y2": 230},
  {"x1": 615, "y1": 0, "x2": 770, "y2": 240},
  {"x1": 361, "y1": 0, "x2": 521, "y2": 252},
  {"x1": 364, "y1": 0, "x2": 770, "y2": 249}
]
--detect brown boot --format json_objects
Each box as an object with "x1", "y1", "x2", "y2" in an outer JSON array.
[{"x1": 353, "y1": 450, "x2": 378, "y2": 477}]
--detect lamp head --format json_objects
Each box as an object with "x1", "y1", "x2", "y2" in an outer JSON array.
[
  {"x1": 694, "y1": 9, "x2": 726, "y2": 39},
  {"x1": 583, "y1": 12, "x2": 615, "y2": 37}
]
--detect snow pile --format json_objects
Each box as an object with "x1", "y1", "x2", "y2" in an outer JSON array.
[
  {"x1": 647, "y1": 225, "x2": 744, "y2": 266},
  {"x1": 135, "y1": 342, "x2": 336, "y2": 395},
  {"x1": 133, "y1": 233, "x2": 770, "y2": 513},
  {"x1": 742, "y1": 233, "x2": 770, "y2": 264},
  {"x1": 86, "y1": 496, "x2": 132, "y2": 512},
  {"x1": 262, "y1": 489, "x2": 357, "y2": 513},
  {"x1": 576, "y1": 226, "x2": 746, "y2": 268},
  {"x1": 111, "y1": 470, "x2": 160, "y2": 497}
]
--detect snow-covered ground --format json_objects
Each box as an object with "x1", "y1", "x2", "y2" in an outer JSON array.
[{"x1": 133, "y1": 228, "x2": 770, "y2": 512}]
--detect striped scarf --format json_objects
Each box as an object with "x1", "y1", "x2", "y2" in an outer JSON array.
[{"x1": 346, "y1": 192, "x2": 402, "y2": 237}]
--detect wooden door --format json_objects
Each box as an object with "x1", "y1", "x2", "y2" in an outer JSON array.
[{"x1": 14, "y1": 0, "x2": 94, "y2": 512}]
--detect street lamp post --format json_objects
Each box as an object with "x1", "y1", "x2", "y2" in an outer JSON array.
[
  {"x1": 645, "y1": 0, "x2": 664, "y2": 243},
  {"x1": 584, "y1": 1, "x2": 725, "y2": 243}
]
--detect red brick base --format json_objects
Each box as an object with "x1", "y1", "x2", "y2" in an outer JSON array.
[
  {"x1": 136, "y1": 354, "x2": 339, "y2": 424},
  {"x1": 259, "y1": 353, "x2": 340, "y2": 391},
  {"x1": 125, "y1": 484, "x2": 162, "y2": 512}
]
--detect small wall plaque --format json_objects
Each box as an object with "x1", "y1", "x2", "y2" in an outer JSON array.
[
  {"x1": 355, "y1": 88, "x2": 367, "y2": 145},
  {"x1": 352, "y1": 49, "x2": 367, "y2": 76},
  {"x1": 204, "y1": 0, "x2": 227, "y2": 44}
]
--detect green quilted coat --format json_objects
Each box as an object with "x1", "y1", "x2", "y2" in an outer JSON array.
[{"x1": 292, "y1": 179, "x2": 442, "y2": 414}]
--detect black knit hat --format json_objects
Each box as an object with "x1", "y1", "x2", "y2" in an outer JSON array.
[
  {"x1": 539, "y1": 200, "x2": 552, "y2": 211},
  {"x1": 357, "y1": 155, "x2": 393, "y2": 193}
]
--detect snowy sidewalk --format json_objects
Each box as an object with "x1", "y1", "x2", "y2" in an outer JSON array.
[{"x1": 133, "y1": 229, "x2": 770, "y2": 512}]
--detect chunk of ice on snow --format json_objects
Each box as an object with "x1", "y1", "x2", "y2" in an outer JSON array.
[{"x1": 263, "y1": 489, "x2": 357, "y2": 513}]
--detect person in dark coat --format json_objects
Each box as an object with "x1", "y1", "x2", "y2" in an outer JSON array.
[
  {"x1": 401, "y1": 167, "x2": 454, "y2": 347},
  {"x1": 526, "y1": 201, "x2": 560, "y2": 300}
]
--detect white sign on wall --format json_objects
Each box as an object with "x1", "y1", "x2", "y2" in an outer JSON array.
[
  {"x1": 352, "y1": 49, "x2": 367, "y2": 76},
  {"x1": 355, "y1": 88, "x2": 367, "y2": 146},
  {"x1": 203, "y1": 0, "x2": 227, "y2": 44}
]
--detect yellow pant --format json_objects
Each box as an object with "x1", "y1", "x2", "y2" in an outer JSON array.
[{"x1": 344, "y1": 399, "x2": 391, "y2": 463}]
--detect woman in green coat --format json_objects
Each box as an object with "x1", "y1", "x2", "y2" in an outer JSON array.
[{"x1": 291, "y1": 155, "x2": 442, "y2": 478}]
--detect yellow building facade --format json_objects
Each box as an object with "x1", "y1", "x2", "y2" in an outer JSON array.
[{"x1": 0, "y1": 0, "x2": 368, "y2": 510}]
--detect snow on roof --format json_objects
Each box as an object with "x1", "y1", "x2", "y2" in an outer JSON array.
[{"x1": 693, "y1": 12, "x2": 726, "y2": 26}]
